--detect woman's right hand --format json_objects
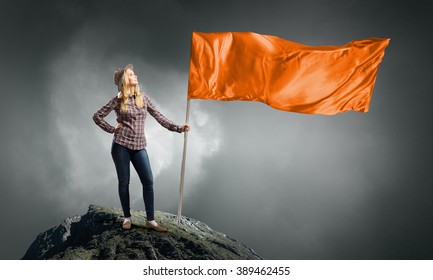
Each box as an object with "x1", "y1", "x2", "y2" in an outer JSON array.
[{"x1": 114, "y1": 123, "x2": 123, "y2": 133}]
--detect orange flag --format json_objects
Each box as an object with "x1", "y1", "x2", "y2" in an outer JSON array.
[{"x1": 187, "y1": 32, "x2": 389, "y2": 115}]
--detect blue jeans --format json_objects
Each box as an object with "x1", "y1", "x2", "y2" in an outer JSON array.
[{"x1": 111, "y1": 141, "x2": 154, "y2": 221}]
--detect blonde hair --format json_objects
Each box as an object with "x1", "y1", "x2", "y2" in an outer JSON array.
[{"x1": 118, "y1": 70, "x2": 144, "y2": 113}]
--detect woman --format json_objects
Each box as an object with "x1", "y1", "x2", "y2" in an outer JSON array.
[{"x1": 93, "y1": 64, "x2": 190, "y2": 232}]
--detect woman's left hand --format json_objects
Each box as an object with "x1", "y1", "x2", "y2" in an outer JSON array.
[{"x1": 181, "y1": 124, "x2": 191, "y2": 133}]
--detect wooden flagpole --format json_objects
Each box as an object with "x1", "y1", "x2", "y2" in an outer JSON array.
[{"x1": 177, "y1": 98, "x2": 191, "y2": 225}]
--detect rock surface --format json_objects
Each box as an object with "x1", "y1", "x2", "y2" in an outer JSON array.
[{"x1": 22, "y1": 205, "x2": 262, "y2": 260}]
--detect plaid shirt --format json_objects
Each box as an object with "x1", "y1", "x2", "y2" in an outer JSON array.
[{"x1": 93, "y1": 94, "x2": 182, "y2": 150}]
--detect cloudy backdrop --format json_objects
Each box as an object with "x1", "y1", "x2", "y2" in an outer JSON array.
[{"x1": 1, "y1": 0, "x2": 432, "y2": 259}]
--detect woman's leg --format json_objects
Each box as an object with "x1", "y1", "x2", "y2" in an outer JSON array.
[
  {"x1": 130, "y1": 148, "x2": 154, "y2": 221},
  {"x1": 111, "y1": 142, "x2": 131, "y2": 218}
]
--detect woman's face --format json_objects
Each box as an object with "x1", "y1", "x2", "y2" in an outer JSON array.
[{"x1": 126, "y1": 68, "x2": 138, "y2": 86}]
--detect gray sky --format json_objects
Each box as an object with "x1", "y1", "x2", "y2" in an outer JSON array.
[{"x1": 1, "y1": 0, "x2": 432, "y2": 259}]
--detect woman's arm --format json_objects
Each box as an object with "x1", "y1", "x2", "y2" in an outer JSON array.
[
  {"x1": 145, "y1": 95, "x2": 183, "y2": 133},
  {"x1": 92, "y1": 97, "x2": 117, "y2": 134}
]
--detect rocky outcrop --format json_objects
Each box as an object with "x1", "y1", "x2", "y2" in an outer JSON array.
[{"x1": 22, "y1": 205, "x2": 262, "y2": 260}]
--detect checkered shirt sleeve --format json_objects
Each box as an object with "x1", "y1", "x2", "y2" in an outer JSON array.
[
  {"x1": 144, "y1": 95, "x2": 182, "y2": 133},
  {"x1": 92, "y1": 96, "x2": 117, "y2": 134}
]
